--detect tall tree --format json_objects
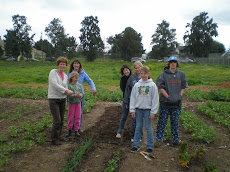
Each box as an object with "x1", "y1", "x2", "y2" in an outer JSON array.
[
  {"x1": 150, "y1": 20, "x2": 177, "y2": 59},
  {"x1": 183, "y1": 11, "x2": 218, "y2": 57},
  {"x1": 79, "y1": 16, "x2": 104, "y2": 61},
  {"x1": 107, "y1": 27, "x2": 143, "y2": 61},
  {"x1": 45, "y1": 18, "x2": 68, "y2": 57},
  {"x1": 4, "y1": 14, "x2": 34, "y2": 58}
]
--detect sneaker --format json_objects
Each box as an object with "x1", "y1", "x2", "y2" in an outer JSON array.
[
  {"x1": 131, "y1": 147, "x2": 137, "y2": 153},
  {"x1": 75, "y1": 131, "x2": 80, "y2": 137},
  {"x1": 131, "y1": 138, "x2": 134, "y2": 142},
  {"x1": 154, "y1": 141, "x2": 163, "y2": 148},
  {"x1": 173, "y1": 140, "x2": 183, "y2": 146},
  {"x1": 116, "y1": 133, "x2": 121, "y2": 138},
  {"x1": 146, "y1": 149, "x2": 153, "y2": 154}
]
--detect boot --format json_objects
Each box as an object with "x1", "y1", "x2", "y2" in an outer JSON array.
[
  {"x1": 65, "y1": 130, "x2": 72, "y2": 138},
  {"x1": 75, "y1": 131, "x2": 80, "y2": 137}
]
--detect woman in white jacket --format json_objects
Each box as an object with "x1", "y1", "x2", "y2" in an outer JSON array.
[{"x1": 48, "y1": 57, "x2": 73, "y2": 145}]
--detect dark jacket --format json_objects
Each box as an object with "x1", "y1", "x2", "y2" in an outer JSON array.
[
  {"x1": 120, "y1": 75, "x2": 130, "y2": 98},
  {"x1": 156, "y1": 67, "x2": 188, "y2": 108},
  {"x1": 123, "y1": 73, "x2": 141, "y2": 106}
]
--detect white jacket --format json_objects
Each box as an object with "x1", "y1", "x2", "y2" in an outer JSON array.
[
  {"x1": 48, "y1": 69, "x2": 68, "y2": 99},
  {"x1": 129, "y1": 79, "x2": 159, "y2": 115}
]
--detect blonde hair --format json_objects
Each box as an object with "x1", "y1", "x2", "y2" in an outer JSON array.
[
  {"x1": 69, "y1": 71, "x2": 79, "y2": 83},
  {"x1": 133, "y1": 61, "x2": 143, "y2": 68},
  {"x1": 140, "y1": 66, "x2": 151, "y2": 79}
]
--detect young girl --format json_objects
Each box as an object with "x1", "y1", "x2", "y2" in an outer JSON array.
[
  {"x1": 129, "y1": 66, "x2": 159, "y2": 154},
  {"x1": 66, "y1": 71, "x2": 83, "y2": 137}
]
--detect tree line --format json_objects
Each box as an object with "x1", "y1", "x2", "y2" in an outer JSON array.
[{"x1": 0, "y1": 11, "x2": 226, "y2": 62}]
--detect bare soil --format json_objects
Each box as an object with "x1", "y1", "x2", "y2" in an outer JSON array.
[{"x1": 0, "y1": 82, "x2": 230, "y2": 172}]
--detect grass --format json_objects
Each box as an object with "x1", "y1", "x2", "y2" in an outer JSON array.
[{"x1": 0, "y1": 57, "x2": 229, "y2": 87}]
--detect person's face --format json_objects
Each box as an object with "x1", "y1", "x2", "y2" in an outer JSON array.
[
  {"x1": 169, "y1": 61, "x2": 177, "y2": 69},
  {"x1": 134, "y1": 65, "x2": 141, "y2": 75},
  {"x1": 72, "y1": 76, "x2": 79, "y2": 83},
  {"x1": 123, "y1": 68, "x2": 130, "y2": 77},
  {"x1": 58, "y1": 62, "x2": 66, "y2": 72},
  {"x1": 73, "y1": 62, "x2": 80, "y2": 71},
  {"x1": 140, "y1": 71, "x2": 149, "y2": 81}
]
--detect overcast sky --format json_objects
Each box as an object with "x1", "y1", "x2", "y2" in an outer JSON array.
[{"x1": 0, "y1": 0, "x2": 229, "y2": 52}]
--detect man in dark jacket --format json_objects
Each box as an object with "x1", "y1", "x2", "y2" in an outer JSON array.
[{"x1": 155, "y1": 56, "x2": 188, "y2": 147}]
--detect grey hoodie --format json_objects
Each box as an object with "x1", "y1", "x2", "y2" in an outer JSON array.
[
  {"x1": 129, "y1": 79, "x2": 159, "y2": 115},
  {"x1": 123, "y1": 73, "x2": 140, "y2": 106},
  {"x1": 156, "y1": 67, "x2": 188, "y2": 108}
]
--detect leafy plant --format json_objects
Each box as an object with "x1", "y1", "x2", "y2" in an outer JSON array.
[{"x1": 104, "y1": 149, "x2": 122, "y2": 172}]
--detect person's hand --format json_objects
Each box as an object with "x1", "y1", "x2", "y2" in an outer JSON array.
[
  {"x1": 66, "y1": 90, "x2": 73, "y2": 95},
  {"x1": 149, "y1": 114, "x2": 156, "y2": 119},
  {"x1": 76, "y1": 92, "x2": 81, "y2": 98},
  {"x1": 131, "y1": 113, "x2": 135, "y2": 118},
  {"x1": 93, "y1": 90, "x2": 97, "y2": 96},
  {"x1": 126, "y1": 105, "x2": 129, "y2": 109}
]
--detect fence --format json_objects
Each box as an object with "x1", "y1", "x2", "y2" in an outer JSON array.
[{"x1": 193, "y1": 57, "x2": 230, "y2": 67}]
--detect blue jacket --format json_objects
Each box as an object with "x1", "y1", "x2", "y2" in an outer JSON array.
[{"x1": 67, "y1": 69, "x2": 96, "y2": 94}]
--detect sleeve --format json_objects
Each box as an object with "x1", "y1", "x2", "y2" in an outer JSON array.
[
  {"x1": 181, "y1": 72, "x2": 188, "y2": 89},
  {"x1": 123, "y1": 77, "x2": 132, "y2": 105},
  {"x1": 156, "y1": 73, "x2": 165, "y2": 89},
  {"x1": 150, "y1": 83, "x2": 159, "y2": 115},
  {"x1": 120, "y1": 78, "x2": 125, "y2": 93},
  {"x1": 49, "y1": 70, "x2": 67, "y2": 94},
  {"x1": 83, "y1": 72, "x2": 96, "y2": 91},
  {"x1": 129, "y1": 85, "x2": 137, "y2": 113},
  {"x1": 68, "y1": 84, "x2": 77, "y2": 98}
]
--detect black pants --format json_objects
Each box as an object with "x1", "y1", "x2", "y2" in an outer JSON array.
[{"x1": 49, "y1": 99, "x2": 66, "y2": 141}]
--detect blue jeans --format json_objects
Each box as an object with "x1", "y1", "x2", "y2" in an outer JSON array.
[
  {"x1": 133, "y1": 109, "x2": 153, "y2": 150},
  {"x1": 156, "y1": 107, "x2": 181, "y2": 143},
  {"x1": 117, "y1": 100, "x2": 129, "y2": 134}
]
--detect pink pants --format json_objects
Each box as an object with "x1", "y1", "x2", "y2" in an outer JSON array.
[{"x1": 68, "y1": 103, "x2": 81, "y2": 131}]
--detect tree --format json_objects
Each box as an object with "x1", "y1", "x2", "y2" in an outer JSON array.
[
  {"x1": 4, "y1": 30, "x2": 20, "y2": 58},
  {"x1": 79, "y1": 16, "x2": 104, "y2": 61},
  {"x1": 183, "y1": 11, "x2": 218, "y2": 57},
  {"x1": 4, "y1": 14, "x2": 34, "y2": 58},
  {"x1": 150, "y1": 20, "x2": 177, "y2": 59},
  {"x1": 0, "y1": 46, "x2": 3, "y2": 57},
  {"x1": 210, "y1": 40, "x2": 225, "y2": 53},
  {"x1": 45, "y1": 18, "x2": 68, "y2": 57},
  {"x1": 34, "y1": 39, "x2": 54, "y2": 57},
  {"x1": 107, "y1": 27, "x2": 143, "y2": 61}
]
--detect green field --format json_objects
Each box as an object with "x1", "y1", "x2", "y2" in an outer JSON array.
[{"x1": 0, "y1": 58, "x2": 229, "y2": 87}]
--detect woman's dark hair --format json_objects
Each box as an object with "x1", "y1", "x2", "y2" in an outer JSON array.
[
  {"x1": 68, "y1": 59, "x2": 83, "y2": 73},
  {"x1": 120, "y1": 64, "x2": 132, "y2": 75}
]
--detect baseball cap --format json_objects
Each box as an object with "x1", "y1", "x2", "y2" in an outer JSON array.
[{"x1": 168, "y1": 56, "x2": 178, "y2": 62}]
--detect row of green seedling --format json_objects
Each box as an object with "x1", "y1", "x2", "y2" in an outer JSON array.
[
  {"x1": 198, "y1": 104, "x2": 230, "y2": 130},
  {"x1": 185, "y1": 88, "x2": 230, "y2": 102},
  {"x1": 0, "y1": 115, "x2": 53, "y2": 169},
  {"x1": 180, "y1": 110, "x2": 217, "y2": 143},
  {"x1": 206, "y1": 100, "x2": 230, "y2": 118},
  {"x1": 104, "y1": 149, "x2": 122, "y2": 172},
  {"x1": 61, "y1": 137, "x2": 93, "y2": 172},
  {"x1": 0, "y1": 86, "x2": 47, "y2": 99}
]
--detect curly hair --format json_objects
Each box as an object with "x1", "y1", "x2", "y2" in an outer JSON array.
[{"x1": 56, "y1": 57, "x2": 68, "y2": 66}]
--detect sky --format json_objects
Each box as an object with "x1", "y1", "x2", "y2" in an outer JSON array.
[{"x1": 0, "y1": 0, "x2": 230, "y2": 52}]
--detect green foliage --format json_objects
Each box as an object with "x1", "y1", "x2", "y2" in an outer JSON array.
[
  {"x1": 184, "y1": 11, "x2": 218, "y2": 57},
  {"x1": 150, "y1": 20, "x2": 177, "y2": 58},
  {"x1": 204, "y1": 163, "x2": 218, "y2": 172},
  {"x1": 180, "y1": 110, "x2": 217, "y2": 143},
  {"x1": 104, "y1": 149, "x2": 122, "y2": 172},
  {"x1": 185, "y1": 89, "x2": 206, "y2": 101},
  {"x1": 206, "y1": 89, "x2": 230, "y2": 101},
  {"x1": 62, "y1": 138, "x2": 93, "y2": 172},
  {"x1": 79, "y1": 16, "x2": 104, "y2": 61},
  {"x1": 207, "y1": 100, "x2": 230, "y2": 118}
]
